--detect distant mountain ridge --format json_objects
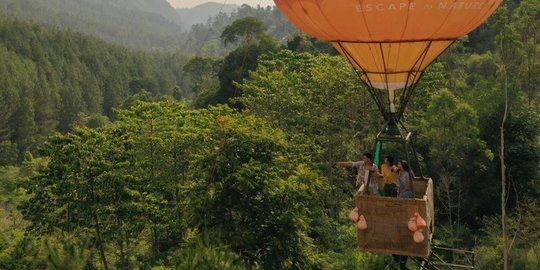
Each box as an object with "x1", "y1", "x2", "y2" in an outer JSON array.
[
  {"x1": 0, "y1": 0, "x2": 284, "y2": 50},
  {"x1": 177, "y1": 2, "x2": 239, "y2": 30},
  {"x1": 0, "y1": 0, "x2": 184, "y2": 49},
  {"x1": 104, "y1": 0, "x2": 182, "y2": 26}
]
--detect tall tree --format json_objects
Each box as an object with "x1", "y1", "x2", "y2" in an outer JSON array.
[
  {"x1": 211, "y1": 17, "x2": 279, "y2": 106},
  {"x1": 418, "y1": 89, "x2": 493, "y2": 243},
  {"x1": 20, "y1": 127, "x2": 146, "y2": 269},
  {"x1": 183, "y1": 56, "x2": 221, "y2": 105}
]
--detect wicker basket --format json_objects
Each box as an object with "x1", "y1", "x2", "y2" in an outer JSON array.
[{"x1": 355, "y1": 178, "x2": 434, "y2": 257}]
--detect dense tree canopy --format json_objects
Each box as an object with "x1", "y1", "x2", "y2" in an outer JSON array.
[
  {"x1": 0, "y1": 0, "x2": 539, "y2": 269},
  {"x1": 18, "y1": 102, "x2": 333, "y2": 269}
]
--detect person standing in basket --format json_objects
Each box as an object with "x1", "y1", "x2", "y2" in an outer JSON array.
[
  {"x1": 381, "y1": 156, "x2": 398, "y2": 197},
  {"x1": 397, "y1": 160, "x2": 414, "y2": 198},
  {"x1": 336, "y1": 153, "x2": 379, "y2": 195}
]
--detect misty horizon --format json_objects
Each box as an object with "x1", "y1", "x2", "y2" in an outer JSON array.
[{"x1": 168, "y1": 0, "x2": 275, "y2": 9}]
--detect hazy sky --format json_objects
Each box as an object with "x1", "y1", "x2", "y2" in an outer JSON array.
[{"x1": 168, "y1": 0, "x2": 275, "y2": 8}]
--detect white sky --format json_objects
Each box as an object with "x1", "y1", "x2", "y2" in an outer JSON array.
[{"x1": 168, "y1": 0, "x2": 275, "y2": 8}]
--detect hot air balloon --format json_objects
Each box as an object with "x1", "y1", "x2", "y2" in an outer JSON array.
[{"x1": 275, "y1": 0, "x2": 502, "y2": 258}]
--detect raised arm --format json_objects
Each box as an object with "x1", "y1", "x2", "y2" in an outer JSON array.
[{"x1": 335, "y1": 161, "x2": 355, "y2": 167}]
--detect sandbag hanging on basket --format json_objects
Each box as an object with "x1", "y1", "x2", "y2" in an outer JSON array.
[
  {"x1": 414, "y1": 229, "x2": 425, "y2": 243},
  {"x1": 357, "y1": 215, "x2": 367, "y2": 230},
  {"x1": 408, "y1": 217, "x2": 417, "y2": 232},
  {"x1": 415, "y1": 212, "x2": 427, "y2": 230},
  {"x1": 349, "y1": 207, "x2": 359, "y2": 222}
]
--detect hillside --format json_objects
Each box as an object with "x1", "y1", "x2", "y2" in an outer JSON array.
[
  {"x1": 0, "y1": 0, "x2": 183, "y2": 49},
  {"x1": 0, "y1": 15, "x2": 187, "y2": 158},
  {"x1": 0, "y1": 0, "x2": 294, "y2": 54},
  {"x1": 177, "y1": 2, "x2": 238, "y2": 30}
]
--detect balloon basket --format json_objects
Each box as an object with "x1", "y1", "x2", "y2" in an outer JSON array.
[{"x1": 355, "y1": 178, "x2": 434, "y2": 258}]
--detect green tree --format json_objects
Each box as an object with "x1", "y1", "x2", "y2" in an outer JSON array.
[
  {"x1": 190, "y1": 112, "x2": 326, "y2": 269},
  {"x1": 20, "y1": 127, "x2": 146, "y2": 270},
  {"x1": 418, "y1": 89, "x2": 493, "y2": 244},
  {"x1": 221, "y1": 17, "x2": 268, "y2": 46},
  {"x1": 511, "y1": 0, "x2": 540, "y2": 108},
  {"x1": 237, "y1": 50, "x2": 377, "y2": 169},
  {"x1": 286, "y1": 32, "x2": 337, "y2": 55},
  {"x1": 44, "y1": 235, "x2": 89, "y2": 270},
  {"x1": 10, "y1": 96, "x2": 37, "y2": 152},
  {"x1": 0, "y1": 141, "x2": 19, "y2": 165},
  {"x1": 183, "y1": 57, "x2": 222, "y2": 106},
  {"x1": 210, "y1": 18, "x2": 279, "y2": 106},
  {"x1": 114, "y1": 101, "x2": 331, "y2": 269},
  {"x1": 0, "y1": 233, "x2": 43, "y2": 270},
  {"x1": 476, "y1": 199, "x2": 540, "y2": 269},
  {"x1": 0, "y1": 45, "x2": 36, "y2": 149},
  {"x1": 171, "y1": 234, "x2": 248, "y2": 270},
  {"x1": 236, "y1": 50, "x2": 383, "y2": 258}
]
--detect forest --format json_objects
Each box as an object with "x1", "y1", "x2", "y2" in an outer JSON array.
[{"x1": 0, "y1": 0, "x2": 539, "y2": 269}]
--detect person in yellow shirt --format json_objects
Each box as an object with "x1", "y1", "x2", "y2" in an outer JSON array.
[{"x1": 381, "y1": 156, "x2": 398, "y2": 197}]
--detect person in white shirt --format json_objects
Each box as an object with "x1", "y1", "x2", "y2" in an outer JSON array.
[{"x1": 335, "y1": 152, "x2": 379, "y2": 195}]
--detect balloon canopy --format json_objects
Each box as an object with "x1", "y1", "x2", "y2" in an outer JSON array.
[{"x1": 275, "y1": 0, "x2": 501, "y2": 118}]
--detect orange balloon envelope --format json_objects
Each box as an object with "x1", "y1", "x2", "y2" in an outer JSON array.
[{"x1": 275, "y1": 0, "x2": 502, "y2": 117}]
